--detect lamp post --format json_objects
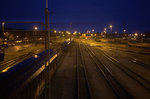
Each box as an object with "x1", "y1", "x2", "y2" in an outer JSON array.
[
  {"x1": 34, "y1": 26, "x2": 38, "y2": 30},
  {"x1": 34, "y1": 27, "x2": 38, "y2": 45},
  {"x1": 109, "y1": 25, "x2": 112, "y2": 38},
  {"x1": 109, "y1": 25, "x2": 112, "y2": 33},
  {"x1": 45, "y1": 0, "x2": 51, "y2": 98},
  {"x1": 45, "y1": 0, "x2": 50, "y2": 62},
  {"x1": 2, "y1": 22, "x2": 5, "y2": 33},
  {"x1": 123, "y1": 29, "x2": 126, "y2": 33},
  {"x1": 123, "y1": 29, "x2": 126, "y2": 37},
  {"x1": 2, "y1": 22, "x2": 5, "y2": 54},
  {"x1": 92, "y1": 29, "x2": 95, "y2": 33}
]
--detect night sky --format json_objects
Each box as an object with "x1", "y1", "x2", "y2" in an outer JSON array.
[{"x1": 0, "y1": 0, "x2": 150, "y2": 33}]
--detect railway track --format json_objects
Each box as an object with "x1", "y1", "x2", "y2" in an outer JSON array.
[
  {"x1": 91, "y1": 44, "x2": 150, "y2": 91},
  {"x1": 129, "y1": 57, "x2": 150, "y2": 70},
  {"x1": 83, "y1": 43, "x2": 131, "y2": 98},
  {"x1": 103, "y1": 46, "x2": 150, "y2": 70},
  {"x1": 76, "y1": 43, "x2": 91, "y2": 99}
]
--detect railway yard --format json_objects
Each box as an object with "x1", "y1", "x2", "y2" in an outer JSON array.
[
  {"x1": 41, "y1": 39, "x2": 150, "y2": 99},
  {"x1": 0, "y1": 39, "x2": 150, "y2": 99}
]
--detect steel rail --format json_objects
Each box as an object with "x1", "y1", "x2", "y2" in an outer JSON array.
[
  {"x1": 76, "y1": 42, "x2": 91, "y2": 99},
  {"x1": 83, "y1": 43, "x2": 131, "y2": 98},
  {"x1": 93, "y1": 46, "x2": 150, "y2": 91}
]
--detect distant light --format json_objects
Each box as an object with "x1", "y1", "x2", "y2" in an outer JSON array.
[
  {"x1": 16, "y1": 40, "x2": 22, "y2": 43},
  {"x1": 115, "y1": 32, "x2": 118, "y2": 34},
  {"x1": 54, "y1": 30, "x2": 57, "y2": 33},
  {"x1": 34, "y1": 55, "x2": 38, "y2": 58},
  {"x1": 134, "y1": 33, "x2": 138, "y2": 36},
  {"x1": 109, "y1": 25, "x2": 112, "y2": 29},
  {"x1": 2, "y1": 22, "x2": 5, "y2": 25},
  {"x1": 67, "y1": 31, "x2": 71, "y2": 35},
  {"x1": 123, "y1": 29, "x2": 126, "y2": 33},
  {"x1": 34, "y1": 27, "x2": 38, "y2": 30},
  {"x1": 68, "y1": 42, "x2": 71, "y2": 45},
  {"x1": 39, "y1": 38, "x2": 43, "y2": 40},
  {"x1": 92, "y1": 29, "x2": 95, "y2": 32},
  {"x1": 87, "y1": 30, "x2": 91, "y2": 33},
  {"x1": 73, "y1": 31, "x2": 77, "y2": 35}
]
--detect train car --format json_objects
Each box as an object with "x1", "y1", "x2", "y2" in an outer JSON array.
[{"x1": 0, "y1": 49, "x2": 57, "y2": 98}]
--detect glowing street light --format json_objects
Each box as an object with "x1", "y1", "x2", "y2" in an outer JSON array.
[
  {"x1": 34, "y1": 27, "x2": 38, "y2": 30},
  {"x1": 123, "y1": 29, "x2": 126, "y2": 33},
  {"x1": 2, "y1": 22, "x2": 5, "y2": 34},
  {"x1": 109, "y1": 25, "x2": 112, "y2": 33},
  {"x1": 92, "y1": 29, "x2": 95, "y2": 33},
  {"x1": 134, "y1": 33, "x2": 138, "y2": 36},
  {"x1": 109, "y1": 25, "x2": 112, "y2": 28},
  {"x1": 73, "y1": 31, "x2": 77, "y2": 35},
  {"x1": 54, "y1": 30, "x2": 57, "y2": 33},
  {"x1": 104, "y1": 28, "x2": 107, "y2": 34}
]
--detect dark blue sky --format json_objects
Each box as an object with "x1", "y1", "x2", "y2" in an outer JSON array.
[{"x1": 0, "y1": 0, "x2": 150, "y2": 33}]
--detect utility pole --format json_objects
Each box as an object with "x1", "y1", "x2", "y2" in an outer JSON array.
[
  {"x1": 45, "y1": 0, "x2": 50, "y2": 62},
  {"x1": 45, "y1": 0, "x2": 51, "y2": 98},
  {"x1": 2, "y1": 22, "x2": 5, "y2": 54},
  {"x1": 70, "y1": 23, "x2": 72, "y2": 41}
]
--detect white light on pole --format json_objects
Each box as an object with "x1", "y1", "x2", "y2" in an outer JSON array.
[
  {"x1": 34, "y1": 27, "x2": 38, "y2": 30},
  {"x1": 2, "y1": 22, "x2": 5, "y2": 33},
  {"x1": 123, "y1": 29, "x2": 126, "y2": 33},
  {"x1": 92, "y1": 29, "x2": 95, "y2": 33},
  {"x1": 109, "y1": 25, "x2": 112, "y2": 33},
  {"x1": 104, "y1": 28, "x2": 107, "y2": 34}
]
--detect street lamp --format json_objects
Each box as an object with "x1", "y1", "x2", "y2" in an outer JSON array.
[
  {"x1": 2, "y1": 22, "x2": 6, "y2": 54},
  {"x1": 109, "y1": 25, "x2": 113, "y2": 38},
  {"x1": 54, "y1": 30, "x2": 57, "y2": 33},
  {"x1": 104, "y1": 28, "x2": 107, "y2": 34},
  {"x1": 2, "y1": 22, "x2": 5, "y2": 33},
  {"x1": 34, "y1": 27, "x2": 38, "y2": 45},
  {"x1": 109, "y1": 25, "x2": 112, "y2": 33},
  {"x1": 134, "y1": 33, "x2": 138, "y2": 36},
  {"x1": 123, "y1": 29, "x2": 126, "y2": 33},
  {"x1": 92, "y1": 29, "x2": 95, "y2": 33},
  {"x1": 34, "y1": 26, "x2": 38, "y2": 30}
]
